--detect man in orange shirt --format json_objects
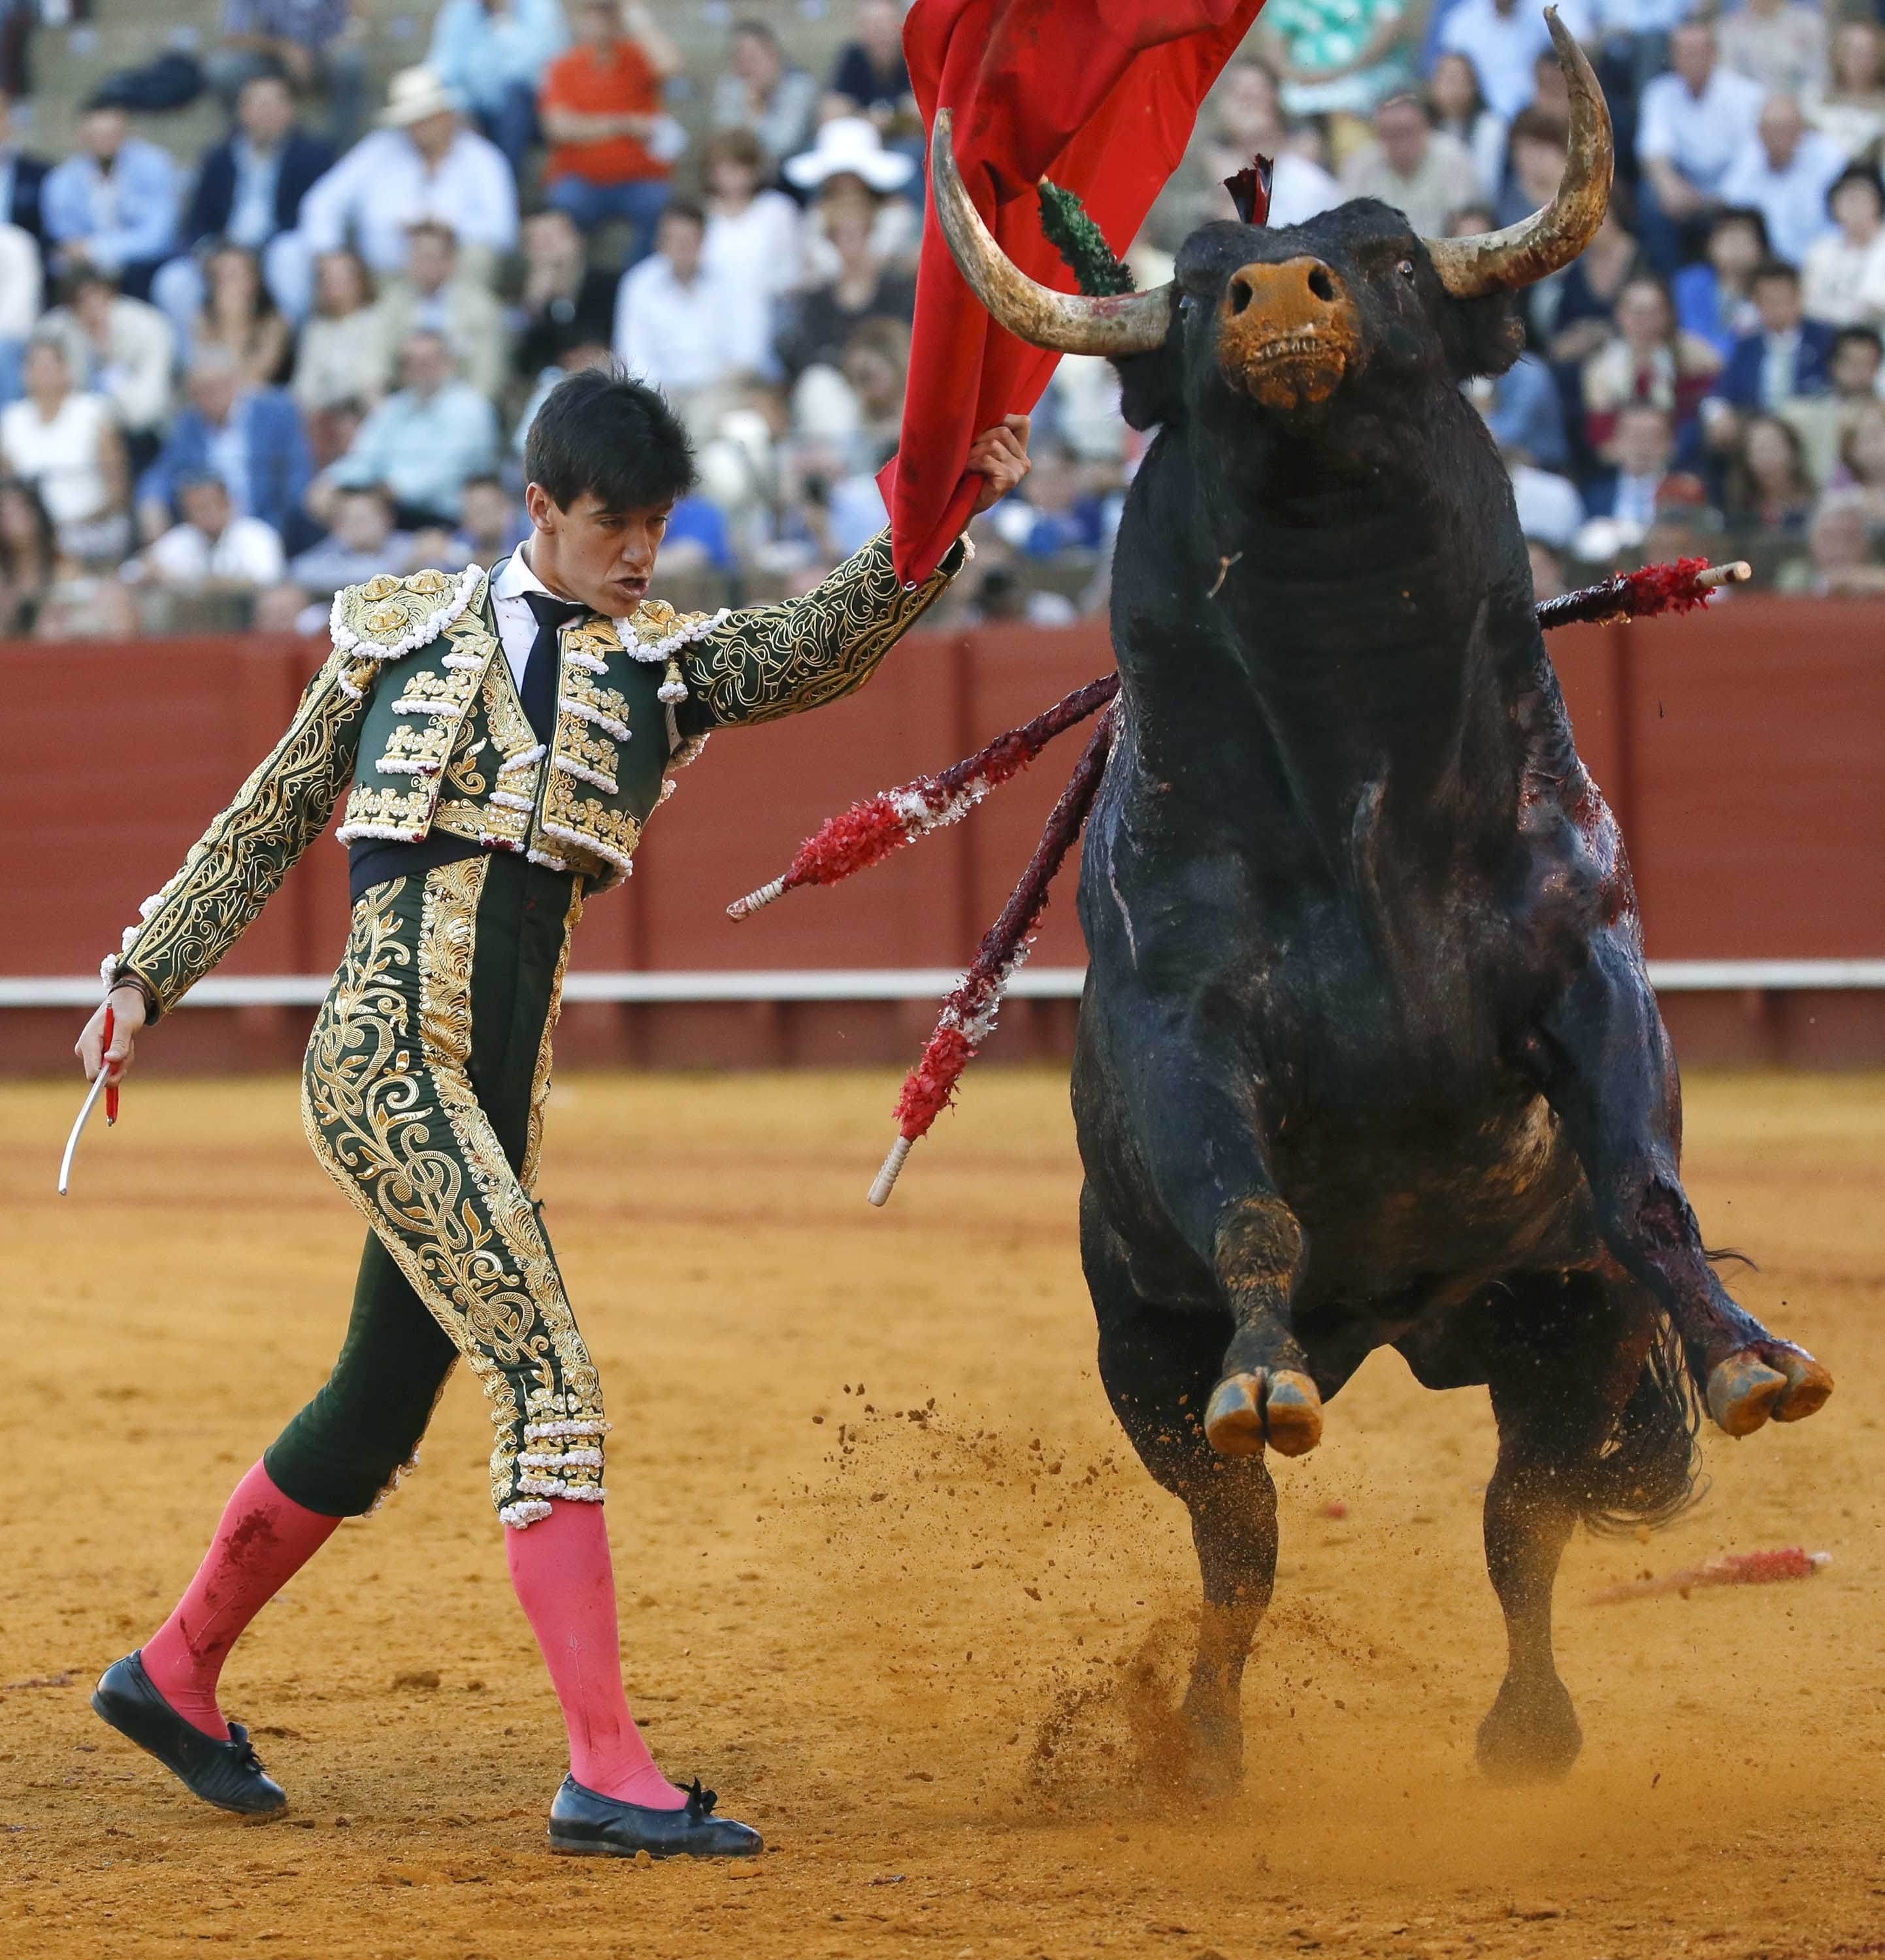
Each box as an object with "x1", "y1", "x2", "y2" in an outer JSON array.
[{"x1": 540, "y1": 0, "x2": 681, "y2": 263}]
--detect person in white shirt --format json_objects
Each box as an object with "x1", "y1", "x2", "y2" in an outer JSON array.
[
  {"x1": 1435, "y1": 0, "x2": 1592, "y2": 121},
  {"x1": 612, "y1": 201, "x2": 768, "y2": 440},
  {"x1": 1637, "y1": 19, "x2": 1767, "y2": 272},
  {"x1": 1339, "y1": 91, "x2": 1484, "y2": 237},
  {"x1": 0, "y1": 219, "x2": 42, "y2": 404},
  {"x1": 1802, "y1": 164, "x2": 1885, "y2": 327},
  {"x1": 701, "y1": 126, "x2": 802, "y2": 302},
  {"x1": 1717, "y1": 93, "x2": 1845, "y2": 270},
  {"x1": 284, "y1": 66, "x2": 518, "y2": 314},
  {"x1": 136, "y1": 472, "x2": 286, "y2": 587},
  {"x1": 37, "y1": 267, "x2": 176, "y2": 451}
]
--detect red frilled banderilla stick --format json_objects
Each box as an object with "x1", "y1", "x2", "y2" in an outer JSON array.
[{"x1": 729, "y1": 556, "x2": 1750, "y2": 1206}]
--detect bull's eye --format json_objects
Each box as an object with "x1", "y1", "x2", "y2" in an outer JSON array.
[{"x1": 1397, "y1": 259, "x2": 1415, "y2": 280}]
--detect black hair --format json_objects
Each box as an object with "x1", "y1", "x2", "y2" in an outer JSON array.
[
  {"x1": 523, "y1": 363, "x2": 697, "y2": 513},
  {"x1": 1713, "y1": 205, "x2": 1771, "y2": 253},
  {"x1": 1828, "y1": 161, "x2": 1885, "y2": 214},
  {"x1": 1833, "y1": 323, "x2": 1884, "y2": 360},
  {"x1": 1751, "y1": 257, "x2": 1801, "y2": 287},
  {"x1": 661, "y1": 198, "x2": 708, "y2": 233}
]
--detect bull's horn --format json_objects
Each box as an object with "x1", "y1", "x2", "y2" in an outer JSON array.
[
  {"x1": 930, "y1": 108, "x2": 1173, "y2": 355},
  {"x1": 1422, "y1": 9, "x2": 1612, "y2": 299}
]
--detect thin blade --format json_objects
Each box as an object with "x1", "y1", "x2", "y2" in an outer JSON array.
[{"x1": 57, "y1": 1068, "x2": 110, "y2": 1196}]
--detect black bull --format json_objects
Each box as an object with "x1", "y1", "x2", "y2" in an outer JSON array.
[{"x1": 933, "y1": 18, "x2": 1832, "y2": 1782}]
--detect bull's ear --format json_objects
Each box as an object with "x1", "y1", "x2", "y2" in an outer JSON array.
[
  {"x1": 1115, "y1": 346, "x2": 1182, "y2": 431},
  {"x1": 1447, "y1": 291, "x2": 1526, "y2": 382}
]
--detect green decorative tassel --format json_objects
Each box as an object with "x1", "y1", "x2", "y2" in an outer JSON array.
[{"x1": 1036, "y1": 178, "x2": 1135, "y2": 299}]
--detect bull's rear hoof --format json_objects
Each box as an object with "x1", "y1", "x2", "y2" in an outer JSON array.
[
  {"x1": 1204, "y1": 1369, "x2": 1322, "y2": 1459},
  {"x1": 1708, "y1": 1347, "x2": 1833, "y2": 1437},
  {"x1": 1476, "y1": 1672, "x2": 1581, "y2": 1784}
]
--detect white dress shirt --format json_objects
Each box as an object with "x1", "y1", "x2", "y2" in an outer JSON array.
[
  {"x1": 490, "y1": 542, "x2": 566, "y2": 693},
  {"x1": 1636, "y1": 65, "x2": 1766, "y2": 193},
  {"x1": 296, "y1": 127, "x2": 519, "y2": 276},
  {"x1": 612, "y1": 255, "x2": 770, "y2": 393},
  {"x1": 1437, "y1": 0, "x2": 1593, "y2": 120},
  {"x1": 0, "y1": 221, "x2": 41, "y2": 339},
  {"x1": 1718, "y1": 129, "x2": 1846, "y2": 269},
  {"x1": 144, "y1": 515, "x2": 287, "y2": 586}
]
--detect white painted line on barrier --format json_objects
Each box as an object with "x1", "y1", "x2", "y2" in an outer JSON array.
[{"x1": 4, "y1": 960, "x2": 1884, "y2": 1011}]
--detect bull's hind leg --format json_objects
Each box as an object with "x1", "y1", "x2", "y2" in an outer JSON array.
[
  {"x1": 1084, "y1": 1188, "x2": 1277, "y2": 1792},
  {"x1": 1476, "y1": 1271, "x2": 1662, "y2": 1781},
  {"x1": 1532, "y1": 945, "x2": 1832, "y2": 1437}
]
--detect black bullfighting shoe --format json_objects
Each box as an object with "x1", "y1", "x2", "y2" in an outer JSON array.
[
  {"x1": 548, "y1": 1776, "x2": 762, "y2": 1859},
  {"x1": 91, "y1": 1652, "x2": 287, "y2": 1815}
]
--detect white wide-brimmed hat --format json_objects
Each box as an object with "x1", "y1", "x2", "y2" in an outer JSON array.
[
  {"x1": 380, "y1": 65, "x2": 465, "y2": 129},
  {"x1": 783, "y1": 116, "x2": 915, "y2": 193}
]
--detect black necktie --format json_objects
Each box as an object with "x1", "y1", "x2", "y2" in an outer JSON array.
[{"x1": 519, "y1": 591, "x2": 587, "y2": 744}]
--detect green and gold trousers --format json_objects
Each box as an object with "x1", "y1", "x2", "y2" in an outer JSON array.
[{"x1": 266, "y1": 852, "x2": 602, "y2": 1527}]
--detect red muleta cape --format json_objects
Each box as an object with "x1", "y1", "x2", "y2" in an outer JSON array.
[{"x1": 879, "y1": 0, "x2": 1268, "y2": 585}]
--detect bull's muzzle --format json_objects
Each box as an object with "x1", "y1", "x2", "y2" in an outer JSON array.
[{"x1": 1218, "y1": 257, "x2": 1360, "y2": 412}]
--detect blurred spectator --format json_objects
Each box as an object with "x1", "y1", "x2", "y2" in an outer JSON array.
[
  {"x1": 1509, "y1": 453, "x2": 1584, "y2": 551},
  {"x1": 712, "y1": 19, "x2": 819, "y2": 171},
  {"x1": 702, "y1": 127, "x2": 802, "y2": 302},
  {"x1": 1776, "y1": 489, "x2": 1885, "y2": 595},
  {"x1": 327, "y1": 327, "x2": 500, "y2": 525},
  {"x1": 1835, "y1": 398, "x2": 1885, "y2": 525},
  {"x1": 31, "y1": 566, "x2": 138, "y2": 640},
  {"x1": 1636, "y1": 21, "x2": 1765, "y2": 274},
  {"x1": 448, "y1": 472, "x2": 525, "y2": 569},
  {"x1": 512, "y1": 337, "x2": 612, "y2": 459},
  {"x1": 1427, "y1": 52, "x2": 1506, "y2": 197},
  {"x1": 0, "y1": 90, "x2": 52, "y2": 243},
  {"x1": 0, "y1": 210, "x2": 39, "y2": 402},
  {"x1": 294, "y1": 67, "x2": 519, "y2": 298},
  {"x1": 992, "y1": 442, "x2": 1109, "y2": 558},
  {"x1": 191, "y1": 242, "x2": 293, "y2": 388},
  {"x1": 429, "y1": 0, "x2": 568, "y2": 174},
  {"x1": 132, "y1": 471, "x2": 286, "y2": 589},
  {"x1": 962, "y1": 548, "x2": 1079, "y2": 628},
  {"x1": 1582, "y1": 400, "x2": 1679, "y2": 534},
  {"x1": 613, "y1": 203, "x2": 768, "y2": 429},
  {"x1": 657, "y1": 492, "x2": 736, "y2": 573},
  {"x1": 1716, "y1": 0, "x2": 1827, "y2": 101},
  {"x1": 1807, "y1": 166, "x2": 1885, "y2": 327},
  {"x1": 1435, "y1": 0, "x2": 1588, "y2": 122},
  {"x1": 1, "y1": 336, "x2": 129, "y2": 559},
  {"x1": 539, "y1": 0, "x2": 683, "y2": 260},
  {"x1": 1496, "y1": 106, "x2": 1570, "y2": 229},
  {"x1": 1532, "y1": 208, "x2": 1641, "y2": 371},
  {"x1": 1255, "y1": 0, "x2": 1414, "y2": 119},
  {"x1": 37, "y1": 267, "x2": 174, "y2": 465},
  {"x1": 1340, "y1": 92, "x2": 1481, "y2": 237},
  {"x1": 1722, "y1": 410, "x2": 1816, "y2": 531},
  {"x1": 285, "y1": 480, "x2": 406, "y2": 595},
  {"x1": 1673, "y1": 206, "x2": 1769, "y2": 357},
  {"x1": 1717, "y1": 94, "x2": 1843, "y2": 269},
  {"x1": 138, "y1": 347, "x2": 312, "y2": 547},
  {"x1": 827, "y1": 0, "x2": 916, "y2": 138},
  {"x1": 1704, "y1": 261, "x2": 1837, "y2": 443},
  {"x1": 1810, "y1": 20, "x2": 1885, "y2": 165},
  {"x1": 513, "y1": 207, "x2": 617, "y2": 383},
  {"x1": 1581, "y1": 273, "x2": 1722, "y2": 452},
  {"x1": 1781, "y1": 325, "x2": 1884, "y2": 486},
  {"x1": 0, "y1": 475, "x2": 68, "y2": 634},
  {"x1": 42, "y1": 101, "x2": 182, "y2": 301},
  {"x1": 1466, "y1": 353, "x2": 1569, "y2": 471},
  {"x1": 776, "y1": 195, "x2": 914, "y2": 383},
  {"x1": 787, "y1": 117, "x2": 920, "y2": 279},
  {"x1": 208, "y1": 0, "x2": 368, "y2": 148},
  {"x1": 291, "y1": 248, "x2": 381, "y2": 416},
  {"x1": 364, "y1": 220, "x2": 508, "y2": 401},
  {"x1": 154, "y1": 73, "x2": 333, "y2": 332},
  {"x1": 1149, "y1": 59, "x2": 1339, "y2": 246}
]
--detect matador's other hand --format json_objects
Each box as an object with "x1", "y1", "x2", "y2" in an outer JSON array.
[
  {"x1": 77, "y1": 985, "x2": 147, "y2": 1085},
  {"x1": 966, "y1": 414, "x2": 1032, "y2": 513}
]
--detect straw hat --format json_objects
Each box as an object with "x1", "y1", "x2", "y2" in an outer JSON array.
[
  {"x1": 380, "y1": 66, "x2": 465, "y2": 129},
  {"x1": 783, "y1": 116, "x2": 915, "y2": 193}
]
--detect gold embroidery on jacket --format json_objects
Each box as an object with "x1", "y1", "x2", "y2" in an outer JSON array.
[{"x1": 520, "y1": 877, "x2": 585, "y2": 1196}]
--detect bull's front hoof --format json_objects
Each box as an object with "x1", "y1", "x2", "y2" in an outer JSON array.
[
  {"x1": 1475, "y1": 1672, "x2": 1581, "y2": 1783},
  {"x1": 1707, "y1": 1346, "x2": 1833, "y2": 1437},
  {"x1": 1203, "y1": 1369, "x2": 1322, "y2": 1459}
]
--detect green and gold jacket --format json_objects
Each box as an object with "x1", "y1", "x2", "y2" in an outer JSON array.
[{"x1": 109, "y1": 529, "x2": 967, "y2": 1019}]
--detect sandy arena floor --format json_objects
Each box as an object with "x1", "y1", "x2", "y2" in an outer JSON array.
[{"x1": 2, "y1": 1064, "x2": 1882, "y2": 1959}]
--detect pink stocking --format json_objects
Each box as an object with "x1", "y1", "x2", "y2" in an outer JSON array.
[
  {"x1": 140, "y1": 1460, "x2": 342, "y2": 1740},
  {"x1": 506, "y1": 1499, "x2": 684, "y2": 1809}
]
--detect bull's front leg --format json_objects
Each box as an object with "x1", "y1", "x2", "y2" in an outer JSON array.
[
  {"x1": 1528, "y1": 940, "x2": 1833, "y2": 1437},
  {"x1": 1088, "y1": 990, "x2": 1319, "y2": 1460}
]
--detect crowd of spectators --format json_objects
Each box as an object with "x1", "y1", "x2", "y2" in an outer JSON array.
[{"x1": 4, "y1": 0, "x2": 1885, "y2": 642}]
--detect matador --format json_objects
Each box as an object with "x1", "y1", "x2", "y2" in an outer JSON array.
[{"x1": 77, "y1": 368, "x2": 1032, "y2": 1857}]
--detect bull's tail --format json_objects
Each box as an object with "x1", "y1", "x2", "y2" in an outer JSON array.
[{"x1": 1581, "y1": 1313, "x2": 1704, "y2": 1535}]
